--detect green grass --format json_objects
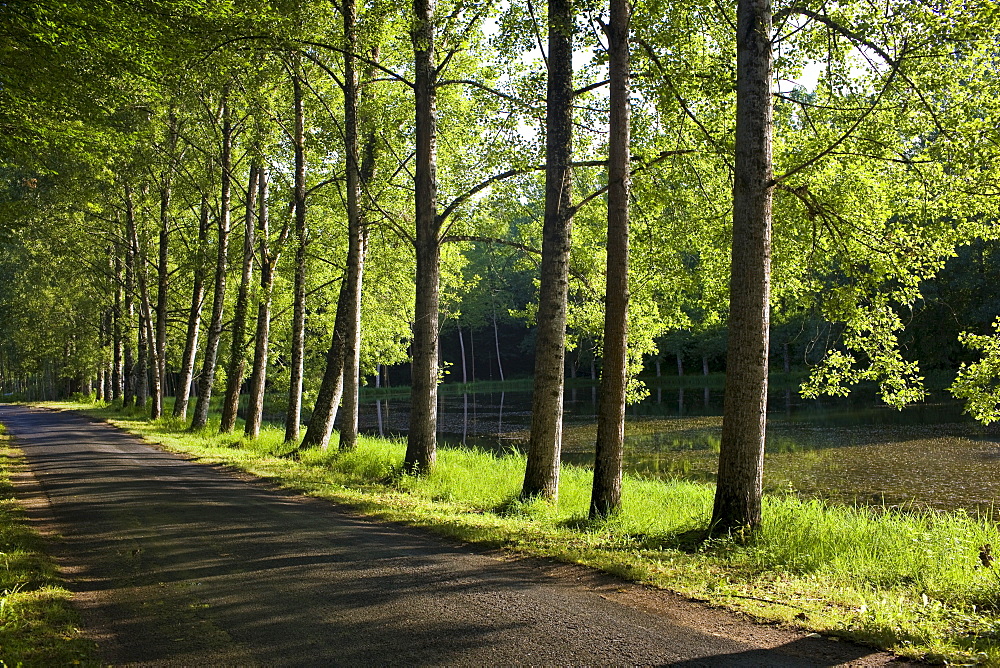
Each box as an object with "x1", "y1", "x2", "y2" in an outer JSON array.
[
  {"x1": 0, "y1": 424, "x2": 97, "y2": 667},
  {"x1": 29, "y1": 398, "x2": 1000, "y2": 664}
]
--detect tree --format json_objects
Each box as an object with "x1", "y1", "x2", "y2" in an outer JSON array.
[
  {"x1": 403, "y1": 0, "x2": 442, "y2": 473},
  {"x1": 299, "y1": 0, "x2": 374, "y2": 452},
  {"x1": 285, "y1": 57, "x2": 309, "y2": 444},
  {"x1": 173, "y1": 188, "x2": 211, "y2": 419},
  {"x1": 245, "y1": 166, "x2": 282, "y2": 439},
  {"x1": 337, "y1": 0, "x2": 369, "y2": 451},
  {"x1": 522, "y1": 0, "x2": 575, "y2": 500},
  {"x1": 590, "y1": 0, "x2": 631, "y2": 519},
  {"x1": 191, "y1": 92, "x2": 234, "y2": 431},
  {"x1": 708, "y1": 0, "x2": 773, "y2": 533},
  {"x1": 220, "y1": 163, "x2": 259, "y2": 432},
  {"x1": 151, "y1": 110, "x2": 178, "y2": 420}
]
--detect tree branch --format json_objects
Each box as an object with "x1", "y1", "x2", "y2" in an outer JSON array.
[
  {"x1": 772, "y1": 7, "x2": 897, "y2": 67},
  {"x1": 307, "y1": 176, "x2": 343, "y2": 197},
  {"x1": 437, "y1": 79, "x2": 540, "y2": 111},
  {"x1": 574, "y1": 79, "x2": 610, "y2": 96},
  {"x1": 771, "y1": 7, "x2": 947, "y2": 136},
  {"x1": 772, "y1": 61, "x2": 899, "y2": 185},
  {"x1": 525, "y1": 0, "x2": 548, "y2": 70},
  {"x1": 296, "y1": 39, "x2": 413, "y2": 88},
  {"x1": 570, "y1": 149, "x2": 694, "y2": 215},
  {"x1": 440, "y1": 234, "x2": 540, "y2": 255},
  {"x1": 299, "y1": 49, "x2": 345, "y2": 91},
  {"x1": 634, "y1": 35, "x2": 727, "y2": 154}
]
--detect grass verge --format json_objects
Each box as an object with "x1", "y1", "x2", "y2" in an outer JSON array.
[
  {"x1": 32, "y1": 399, "x2": 1000, "y2": 664},
  {"x1": 0, "y1": 424, "x2": 97, "y2": 666}
]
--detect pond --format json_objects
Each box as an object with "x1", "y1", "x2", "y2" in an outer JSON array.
[{"x1": 356, "y1": 382, "x2": 1000, "y2": 515}]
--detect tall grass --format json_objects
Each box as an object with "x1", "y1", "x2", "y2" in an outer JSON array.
[{"x1": 44, "y1": 399, "x2": 1000, "y2": 663}]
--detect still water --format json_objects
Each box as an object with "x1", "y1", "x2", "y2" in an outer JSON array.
[{"x1": 357, "y1": 383, "x2": 1000, "y2": 514}]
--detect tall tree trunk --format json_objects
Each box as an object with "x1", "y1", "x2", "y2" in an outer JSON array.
[
  {"x1": 153, "y1": 175, "x2": 170, "y2": 416},
  {"x1": 339, "y1": 218, "x2": 370, "y2": 451},
  {"x1": 135, "y1": 305, "x2": 149, "y2": 410},
  {"x1": 220, "y1": 164, "x2": 259, "y2": 433},
  {"x1": 102, "y1": 308, "x2": 113, "y2": 400},
  {"x1": 245, "y1": 168, "x2": 274, "y2": 439},
  {"x1": 492, "y1": 307, "x2": 504, "y2": 381},
  {"x1": 299, "y1": 58, "x2": 380, "y2": 454},
  {"x1": 458, "y1": 326, "x2": 467, "y2": 384},
  {"x1": 103, "y1": 308, "x2": 115, "y2": 403},
  {"x1": 375, "y1": 365, "x2": 384, "y2": 436},
  {"x1": 96, "y1": 313, "x2": 106, "y2": 402},
  {"x1": 191, "y1": 94, "x2": 234, "y2": 430},
  {"x1": 300, "y1": 125, "x2": 377, "y2": 449},
  {"x1": 122, "y1": 229, "x2": 136, "y2": 408},
  {"x1": 404, "y1": 0, "x2": 440, "y2": 473},
  {"x1": 173, "y1": 192, "x2": 211, "y2": 419},
  {"x1": 112, "y1": 250, "x2": 123, "y2": 401},
  {"x1": 711, "y1": 0, "x2": 774, "y2": 533},
  {"x1": 285, "y1": 62, "x2": 308, "y2": 444},
  {"x1": 339, "y1": 8, "x2": 371, "y2": 453},
  {"x1": 153, "y1": 114, "x2": 176, "y2": 419},
  {"x1": 124, "y1": 183, "x2": 161, "y2": 418},
  {"x1": 300, "y1": 276, "x2": 349, "y2": 449},
  {"x1": 522, "y1": 0, "x2": 574, "y2": 500},
  {"x1": 468, "y1": 324, "x2": 476, "y2": 382},
  {"x1": 590, "y1": 0, "x2": 631, "y2": 519}
]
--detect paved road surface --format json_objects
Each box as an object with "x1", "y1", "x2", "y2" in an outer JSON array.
[{"x1": 0, "y1": 405, "x2": 905, "y2": 666}]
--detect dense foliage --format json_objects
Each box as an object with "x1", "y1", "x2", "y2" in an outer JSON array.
[{"x1": 2, "y1": 0, "x2": 1000, "y2": 518}]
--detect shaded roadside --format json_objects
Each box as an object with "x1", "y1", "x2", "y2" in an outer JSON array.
[{"x1": 1, "y1": 404, "x2": 907, "y2": 666}]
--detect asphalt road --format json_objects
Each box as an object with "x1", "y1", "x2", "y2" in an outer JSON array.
[{"x1": 0, "y1": 405, "x2": 906, "y2": 666}]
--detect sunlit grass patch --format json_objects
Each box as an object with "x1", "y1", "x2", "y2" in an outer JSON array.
[{"x1": 39, "y1": 399, "x2": 1000, "y2": 664}]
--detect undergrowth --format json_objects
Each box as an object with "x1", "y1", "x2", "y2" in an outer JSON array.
[{"x1": 34, "y1": 399, "x2": 1000, "y2": 664}]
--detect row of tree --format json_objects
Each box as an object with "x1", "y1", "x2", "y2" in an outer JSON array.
[{"x1": 2, "y1": 0, "x2": 999, "y2": 530}]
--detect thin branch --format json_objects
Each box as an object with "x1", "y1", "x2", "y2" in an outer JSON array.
[
  {"x1": 439, "y1": 168, "x2": 529, "y2": 223},
  {"x1": 307, "y1": 252, "x2": 346, "y2": 271},
  {"x1": 634, "y1": 35, "x2": 726, "y2": 153},
  {"x1": 438, "y1": 159, "x2": 615, "y2": 225},
  {"x1": 440, "y1": 234, "x2": 596, "y2": 294},
  {"x1": 198, "y1": 34, "x2": 276, "y2": 64},
  {"x1": 297, "y1": 39, "x2": 413, "y2": 88},
  {"x1": 438, "y1": 79, "x2": 540, "y2": 111},
  {"x1": 773, "y1": 61, "x2": 898, "y2": 184},
  {"x1": 772, "y1": 7, "x2": 896, "y2": 66},
  {"x1": 574, "y1": 78, "x2": 611, "y2": 96},
  {"x1": 570, "y1": 150, "x2": 694, "y2": 215},
  {"x1": 362, "y1": 185, "x2": 413, "y2": 245},
  {"x1": 771, "y1": 7, "x2": 947, "y2": 136},
  {"x1": 826, "y1": 150, "x2": 931, "y2": 165},
  {"x1": 774, "y1": 91, "x2": 890, "y2": 113},
  {"x1": 299, "y1": 49, "x2": 345, "y2": 90},
  {"x1": 307, "y1": 176, "x2": 343, "y2": 196},
  {"x1": 525, "y1": 0, "x2": 548, "y2": 70},
  {"x1": 440, "y1": 234, "x2": 540, "y2": 255},
  {"x1": 436, "y1": 5, "x2": 489, "y2": 77}
]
